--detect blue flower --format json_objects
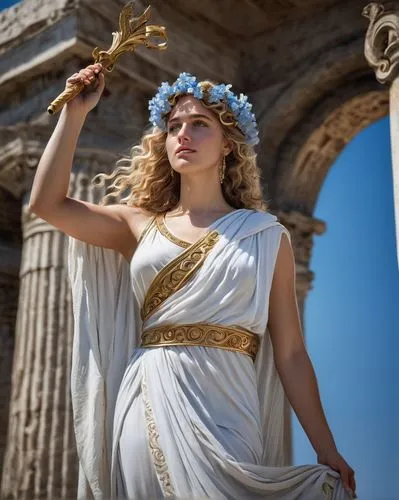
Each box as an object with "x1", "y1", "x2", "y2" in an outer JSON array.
[{"x1": 148, "y1": 72, "x2": 259, "y2": 145}]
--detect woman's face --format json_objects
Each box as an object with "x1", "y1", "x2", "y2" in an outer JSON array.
[{"x1": 165, "y1": 95, "x2": 230, "y2": 177}]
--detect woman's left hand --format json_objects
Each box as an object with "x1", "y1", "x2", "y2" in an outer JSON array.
[{"x1": 317, "y1": 449, "x2": 356, "y2": 498}]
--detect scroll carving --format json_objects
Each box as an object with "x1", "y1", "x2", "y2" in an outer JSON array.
[{"x1": 363, "y1": 2, "x2": 399, "y2": 84}]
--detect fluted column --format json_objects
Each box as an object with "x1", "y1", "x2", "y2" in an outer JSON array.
[
  {"x1": 1, "y1": 207, "x2": 76, "y2": 500},
  {"x1": 0, "y1": 188, "x2": 22, "y2": 479},
  {"x1": 1, "y1": 153, "x2": 114, "y2": 499},
  {"x1": 363, "y1": 2, "x2": 399, "y2": 267}
]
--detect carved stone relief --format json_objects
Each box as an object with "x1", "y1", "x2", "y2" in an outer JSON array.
[
  {"x1": 274, "y1": 89, "x2": 389, "y2": 213},
  {"x1": 363, "y1": 2, "x2": 399, "y2": 84}
]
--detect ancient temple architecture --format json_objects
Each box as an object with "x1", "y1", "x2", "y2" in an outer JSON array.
[{"x1": 0, "y1": 0, "x2": 396, "y2": 497}]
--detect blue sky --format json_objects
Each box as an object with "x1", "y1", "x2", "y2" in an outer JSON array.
[
  {"x1": 292, "y1": 116, "x2": 399, "y2": 500},
  {"x1": 0, "y1": 0, "x2": 18, "y2": 8}
]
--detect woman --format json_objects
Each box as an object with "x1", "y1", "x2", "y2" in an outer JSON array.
[{"x1": 29, "y1": 63, "x2": 356, "y2": 499}]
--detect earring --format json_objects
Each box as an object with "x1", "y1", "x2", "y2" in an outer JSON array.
[{"x1": 219, "y1": 156, "x2": 226, "y2": 184}]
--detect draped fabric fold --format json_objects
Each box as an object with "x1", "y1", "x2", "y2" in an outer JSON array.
[
  {"x1": 68, "y1": 239, "x2": 141, "y2": 499},
  {"x1": 68, "y1": 209, "x2": 350, "y2": 499}
]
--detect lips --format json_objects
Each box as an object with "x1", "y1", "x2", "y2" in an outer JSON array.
[{"x1": 176, "y1": 147, "x2": 196, "y2": 155}]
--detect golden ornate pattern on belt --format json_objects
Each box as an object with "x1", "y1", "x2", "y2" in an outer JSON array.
[
  {"x1": 140, "y1": 323, "x2": 259, "y2": 361},
  {"x1": 141, "y1": 230, "x2": 220, "y2": 321}
]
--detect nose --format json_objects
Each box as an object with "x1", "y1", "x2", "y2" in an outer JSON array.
[{"x1": 177, "y1": 122, "x2": 191, "y2": 143}]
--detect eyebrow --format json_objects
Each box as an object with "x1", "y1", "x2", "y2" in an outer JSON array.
[{"x1": 168, "y1": 113, "x2": 212, "y2": 125}]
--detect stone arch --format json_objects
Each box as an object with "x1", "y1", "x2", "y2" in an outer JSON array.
[
  {"x1": 271, "y1": 82, "x2": 389, "y2": 317},
  {"x1": 274, "y1": 83, "x2": 389, "y2": 213},
  {"x1": 251, "y1": 19, "x2": 382, "y2": 192},
  {"x1": 261, "y1": 74, "x2": 390, "y2": 360}
]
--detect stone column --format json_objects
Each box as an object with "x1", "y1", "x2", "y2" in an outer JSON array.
[
  {"x1": 0, "y1": 188, "x2": 22, "y2": 478},
  {"x1": 1, "y1": 153, "x2": 113, "y2": 500},
  {"x1": 363, "y1": 2, "x2": 399, "y2": 267},
  {"x1": 1, "y1": 207, "x2": 76, "y2": 500}
]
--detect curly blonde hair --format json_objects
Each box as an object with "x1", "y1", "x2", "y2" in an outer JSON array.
[{"x1": 93, "y1": 80, "x2": 268, "y2": 213}]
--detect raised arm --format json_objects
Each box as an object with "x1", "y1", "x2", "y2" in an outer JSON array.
[{"x1": 28, "y1": 63, "x2": 142, "y2": 262}]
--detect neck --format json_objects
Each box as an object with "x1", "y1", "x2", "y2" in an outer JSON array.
[{"x1": 173, "y1": 171, "x2": 233, "y2": 215}]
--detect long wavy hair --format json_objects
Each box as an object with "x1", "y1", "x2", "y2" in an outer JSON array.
[{"x1": 93, "y1": 80, "x2": 268, "y2": 213}]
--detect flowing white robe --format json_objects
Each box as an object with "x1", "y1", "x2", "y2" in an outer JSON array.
[{"x1": 68, "y1": 208, "x2": 351, "y2": 499}]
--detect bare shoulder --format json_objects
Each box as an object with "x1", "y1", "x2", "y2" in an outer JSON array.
[
  {"x1": 267, "y1": 230, "x2": 296, "y2": 310},
  {"x1": 117, "y1": 205, "x2": 155, "y2": 238},
  {"x1": 273, "y1": 231, "x2": 295, "y2": 283}
]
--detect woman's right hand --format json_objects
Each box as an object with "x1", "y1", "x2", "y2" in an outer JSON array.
[{"x1": 64, "y1": 63, "x2": 105, "y2": 115}]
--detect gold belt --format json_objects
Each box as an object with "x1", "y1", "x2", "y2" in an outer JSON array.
[{"x1": 140, "y1": 323, "x2": 259, "y2": 361}]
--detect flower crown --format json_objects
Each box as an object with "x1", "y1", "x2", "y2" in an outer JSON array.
[{"x1": 148, "y1": 72, "x2": 259, "y2": 146}]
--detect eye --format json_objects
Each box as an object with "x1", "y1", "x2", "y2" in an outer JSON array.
[
  {"x1": 168, "y1": 123, "x2": 181, "y2": 133},
  {"x1": 193, "y1": 119, "x2": 208, "y2": 127},
  {"x1": 167, "y1": 119, "x2": 208, "y2": 133}
]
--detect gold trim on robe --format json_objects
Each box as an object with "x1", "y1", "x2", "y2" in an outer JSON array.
[
  {"x1": 141, "y1": 373, "x2": 175, "y2": 497},
  {"x1": 156, "y1": 215, "x2": 191, "y2": 249},
  {"x1": 137, "y1": 216, "x2": 157, "y2": 246},
  {"x1": 141, "y1": 230, "x2": 220, "y2": 322},
  {"x1": 141, "y1": 323, "x2": 260, "y2": 361}
]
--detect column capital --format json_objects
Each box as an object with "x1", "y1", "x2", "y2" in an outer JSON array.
[
  {"x1": 0, "y1": 135, "x2": 39, "y2": 199},
  {"x1": 0, "y1": 122, "x2": 119, "y2": 198},
  {"x1": 363, "y1": 2, "x2": 399, "y2": 84},
  {"x1": 275, "y1": 209, "x2": 326, "y2": 262}
]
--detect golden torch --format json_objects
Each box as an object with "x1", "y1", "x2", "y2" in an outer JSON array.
[{"x1": 47, "y1": 2, "x2": 167, "y2": 115}]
